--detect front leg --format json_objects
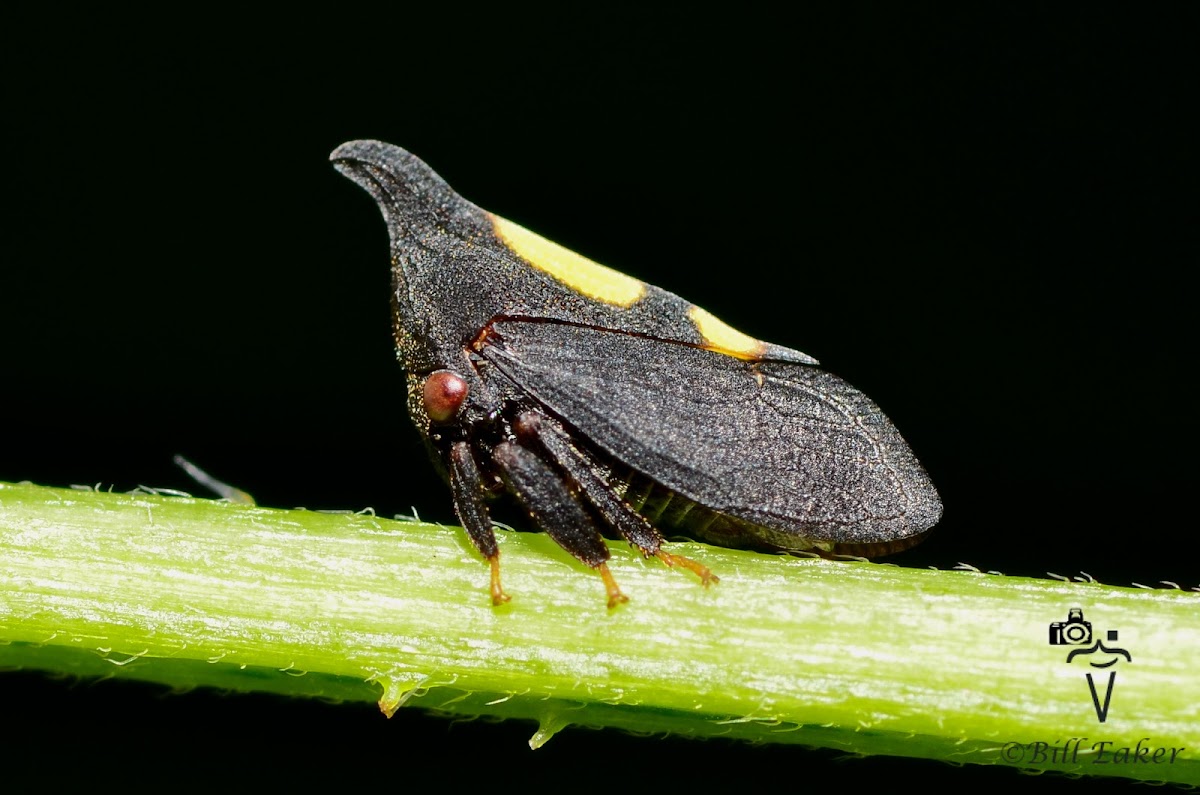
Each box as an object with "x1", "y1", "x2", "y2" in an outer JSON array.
[{"x1": 448, "y1": 441, "x2": 510, "y2": 605}]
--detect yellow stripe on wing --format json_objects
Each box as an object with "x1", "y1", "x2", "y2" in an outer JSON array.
[
  {"x1": 491, "y1": 214, "x2": 647, "y2": 308},
  {"x1": 689, "y1": 305, "x2": 767, "y2": 361}
]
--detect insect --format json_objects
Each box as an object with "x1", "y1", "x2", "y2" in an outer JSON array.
[{"x1": 331, "y1": 141, "x2": 942, "y2": 607}]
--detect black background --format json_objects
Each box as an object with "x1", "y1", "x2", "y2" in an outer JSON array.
[{"x1": 3, "y1": 10, "x2": 1195, "y2": 789}]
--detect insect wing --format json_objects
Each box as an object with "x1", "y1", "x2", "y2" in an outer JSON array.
[{"x1": 480, "y1": 319, "x2": 942, "y2": 549}]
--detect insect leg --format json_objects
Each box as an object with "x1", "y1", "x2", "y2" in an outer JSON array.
[
  {"x1": 513, "y1": 412, "x2": 718, "y2": 587},
  {"x1": 448, "y1": 441, "x2": 510, "y2": 605},
  {"x1": 492, "y1": 440, "x2": 628, "y2": 608}
]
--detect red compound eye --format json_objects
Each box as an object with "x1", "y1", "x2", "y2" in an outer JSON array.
[{"x1": 423, "y1": 370, "x2": 469, "y2": 423}]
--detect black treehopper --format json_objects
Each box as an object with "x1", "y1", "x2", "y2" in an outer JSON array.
[{"x1": 331, "y1": 141, "x2": 942, "y2": 607}]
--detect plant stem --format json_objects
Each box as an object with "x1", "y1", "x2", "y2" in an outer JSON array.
[{"x1": 0, "y1": 481, "x2": 1196, "y2": 783}]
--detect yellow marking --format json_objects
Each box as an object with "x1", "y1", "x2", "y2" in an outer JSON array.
[
  {"x1": 491, "y1": 214, "x2": 646, "y2": 307},
  {"x1": 689, "y1": 305, "x2": 767, "y2": 360}
]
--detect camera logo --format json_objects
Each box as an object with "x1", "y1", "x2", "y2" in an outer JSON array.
[
  {"x1": 1048, "y1": 608, "x2": 1131, "y2": 723},
  {"x1": 1049, "y1": 608, "x2": 1092, "y2": 645}
]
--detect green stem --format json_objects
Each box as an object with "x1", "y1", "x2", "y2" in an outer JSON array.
[{"x1": 1, "y1": 481, "x2": 1196, "y2": 783}]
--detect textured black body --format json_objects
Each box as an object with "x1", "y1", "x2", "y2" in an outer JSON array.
[{"x1": 330, "y1": 140, "x2": 942, "y2": 602}]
